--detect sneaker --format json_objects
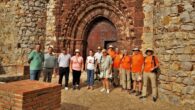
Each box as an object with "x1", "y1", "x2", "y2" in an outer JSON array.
[
  {"x1": 112, "y1": 83, "x2": 117, "y2": 88},
  {"x1": 136, "y1": 91, "x2": 142, "y2": 96},
  {"x1": 129, "y1": 90, "x2": 136, "y2": 94},
  {"x1": 121, "y1": 88, "x2": 126, "y2": 92},
  {"x1": 139, "y1": 96, "x2": 147, "y2": 99},
  {"x1": 100, "y1": 88, "x2": 105, "y2": 92},
  {"x1": 64, "y1": 87, "x2": 69, "y2": 90},
  {"x1": 106, "y1": 89, "x2": 110, "y2": 94},
  {"x1": 153, "y1": 97, "x2": 157, "y2": 102},
  {"x1": 73, "y1": 86, "x2": 76, "y2": 90},
  {"x1": 75, "y1": 85, "x2": 80, "y2": 90},
  {"x1": 87, "y1": 86, "x2": 90, "y2": 90}
]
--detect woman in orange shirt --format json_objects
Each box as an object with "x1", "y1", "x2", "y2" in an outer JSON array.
[
  {"x1": 140, "y1": 48, "x2": 159, "y2": 102},
  {"x1": 120, "y1": 49, "x2": 131, "y2": 91}
]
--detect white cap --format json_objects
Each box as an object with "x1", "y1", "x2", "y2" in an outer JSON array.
[
  {"x1": 75, "y1": 49, "x2": 80, "y2": 53},
  {"x1": 109, "y1": 45, "x2": 114, "y2": 48},
  {"x1": 132, "y1": 47, "x2": 140, "y2": 51}
]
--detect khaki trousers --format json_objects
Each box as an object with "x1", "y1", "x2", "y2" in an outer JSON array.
[
  {"x1": 121, "y1": 69, "x2": 131, "y2": 89},
  {"x1": 142, "y1": 72, "x2": 157, "y2": 97}
]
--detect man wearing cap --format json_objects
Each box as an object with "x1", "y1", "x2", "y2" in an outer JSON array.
[
  {"x1": 99, "y1": 49, "x2": 112, "y2": 94},
  {"x1": 58, "y1": 48, "x2": 71, "y2": 90},
  {"x1": 107, "y1": 45, "x2": 115, "y2": 59},
  {"x1": 94, "y1": 46, "x2": 102, "y2": 80},
  {"x1": 140, "y1": 48, "x2": 159, "y2": 102},
  {"x1": 70, "y1": 49, "x2": 84, "y2": 90},
  {"x1": 112, "y1": 48, "x2": 123, "y2": 87},
  {"x1": 130, "y1": 47, "x2": 144, "y2": 96}
]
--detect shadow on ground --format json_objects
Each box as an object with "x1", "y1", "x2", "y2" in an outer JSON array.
[{"x1": 61, "y1": 103, "x2": 89, "y2": 110}]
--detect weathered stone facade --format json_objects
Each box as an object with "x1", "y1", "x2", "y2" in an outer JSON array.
[
  {"x1": 0, "y1": 0, "x2": 194, "y2": 107},
  {"x1": 153, "y1": 0, "x2": 195, "y2": 106}
]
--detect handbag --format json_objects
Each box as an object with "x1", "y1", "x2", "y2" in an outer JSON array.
[{"x1": 151, "y1": 56, "x2": 161, "y2": 74}]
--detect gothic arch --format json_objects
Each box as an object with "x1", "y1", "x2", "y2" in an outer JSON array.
[{"x1": 57, "y1": 0, "x2": 138, "y2": 54}]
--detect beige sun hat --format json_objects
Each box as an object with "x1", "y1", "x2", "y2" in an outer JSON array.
[
  {"x1": 145, "y1": 48, "x2": 154, "y2": 54},
  {"x1": 75, "y1": 49, "x2": 80, "y2": 53}
]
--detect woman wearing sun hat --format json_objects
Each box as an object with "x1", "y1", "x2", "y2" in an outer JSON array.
[
  {"x1": 70, "y1": 49, "x2": 84, "y2": 90},
  {"x1": 99, "y1": 49, "x2": 112, "y2": 94},
  {"x1": 140, "y1": 48, "x2": 159, "y2": 102}
]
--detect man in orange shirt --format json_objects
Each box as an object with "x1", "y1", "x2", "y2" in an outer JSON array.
[
  {"x1": 130, "y1": 48, "x2": 144, "y2": 96},
  {"x1": 140, "y1": 48, "x2": 159, "y2": 102},
  {"x1": 120, "y1": 49, "x2": 131, "y2": 91},
  {"x1": 107, "y1": 45, "x2": 115, "y2": 59},
  {"x1": 113, "y1": 48, "x2": 123, "y2": 87}
]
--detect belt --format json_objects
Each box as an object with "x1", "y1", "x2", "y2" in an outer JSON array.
[{"x1": 44, "y1": 67, "x2": 54, "y2": 69}]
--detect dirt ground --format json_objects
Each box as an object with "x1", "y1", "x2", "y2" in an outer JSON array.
[{"x1": 48, "y1": 73, "x2": 189, "y2": 110}]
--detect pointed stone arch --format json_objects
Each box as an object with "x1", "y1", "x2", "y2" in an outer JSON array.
[{"x1": 56, "y1": 0, "x2": 143, "y2": 54}]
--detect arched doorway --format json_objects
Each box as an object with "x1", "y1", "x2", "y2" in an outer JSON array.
[{"x1": 83, "y1": 17, "x2": 117, "y2": 58}]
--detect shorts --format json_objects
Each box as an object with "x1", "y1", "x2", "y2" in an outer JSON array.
[
  {"x1": 100, "y1": 69, "x2": 111, "y2": 79},
  {"x1": 132, "y1": 72, "x2": 142, "y2": 81}
]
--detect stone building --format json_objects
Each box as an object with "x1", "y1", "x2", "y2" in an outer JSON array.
[{"x1": 0, "y1": 0, "x2": 194, "y2": 107}]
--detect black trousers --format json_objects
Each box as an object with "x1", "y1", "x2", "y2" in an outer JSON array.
[
  {"x1": 72, "y1": 70, "x2": 81, "y2": 86},
  {"x1": 58, "y1": 67, "x2": 69, "y2": 87}
]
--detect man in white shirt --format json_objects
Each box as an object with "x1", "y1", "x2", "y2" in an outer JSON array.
[
  {"x1": 58, "y1": 48, "x2": 71, "y2": 90},
  {"x1": 94, "y1": 46, "x2": 102, "y2": 80}
]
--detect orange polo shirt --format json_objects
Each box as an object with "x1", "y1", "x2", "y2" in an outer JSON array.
[
  {"x1": 131, "y1": 53, "x2": 144, "y2": 73},
  {"x1": 113, "y1": 54, "x2": 123, "y2": 68},
  {"x1": 108, "y1": 49, "x2": 116, "y2": 59},
  {"x1": 144, "y1": 56, "x2": 159, "y2": 72},
  {"x1": 121, "y1": 55, "x2": 131, "y2": 70}
]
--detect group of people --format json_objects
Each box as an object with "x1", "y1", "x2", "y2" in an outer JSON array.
[{"x1": 28, "y1": 44, "x2": 160, "y2": 102}]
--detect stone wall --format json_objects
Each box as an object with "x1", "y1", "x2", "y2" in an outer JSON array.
[
  {"x1": 153, "y1": 0, "x2": 195, "y2": 106},
  {"x1": 16, "y1": 0, "x2": 47, "y2": 63},
  {"x1": 45, "y1": 0, "x2": 57, "y2": 50},
  {"x1": 0, "y1": 0, "x2": 48, "y2": 74},
  {"x1": 0, "y1": 0, "x2": 19, "y2": 74}
]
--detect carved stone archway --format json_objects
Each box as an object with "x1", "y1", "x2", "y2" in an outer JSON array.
[{"x1": 56, "y1": 0, "x2": 143, "y2": 55}]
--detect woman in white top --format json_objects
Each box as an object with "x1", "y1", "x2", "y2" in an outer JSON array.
[{"x1": 85, "y1": 50, "x2": 96, "y2": 90}]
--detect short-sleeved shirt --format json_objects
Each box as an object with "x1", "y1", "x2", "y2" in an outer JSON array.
[
  {"x1": 94, "y1": 52, "x2": 102, "y2": 64},
  {"x1": 86, "y1": 56, "x2": 95, "y2": 70},
  {"x1": 121, "y1": 55, "x2": 131, "y2": 70},
  {"x1": 28, "y1": 50, "x2": 44, "y2": 70},
  {"x1": 144, "y1": 56, "x2": 159, "y2": 72},
  {"x1": 100, "y1": 55, "x2": 112, "y2": 71},
  {"x1": 44, "y1": 53, "x2": 57, "y2": 68},
  {"x1": 131, "y1": 53, "x2": 144, "y2": 73},
  {"x1": 71, "y1": 56, "x2": 83, "y2": 71},
  {"x1": 113, "y1": 54, "x2": 123, "y2": 68},
  {"x1": 108, "y1": 49, "x2": 115, "y2": 59},
  {"x1": 58, "y1": 53, "x2": 71, "y2": 68}
]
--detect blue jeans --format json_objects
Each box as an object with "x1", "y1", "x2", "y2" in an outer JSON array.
[
  {"x1": 87, "y1": 69, "x2": 94, "y2": 86},
  {"x1": 30, "y1": 70, "x2": 41, "y2": 80}
]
